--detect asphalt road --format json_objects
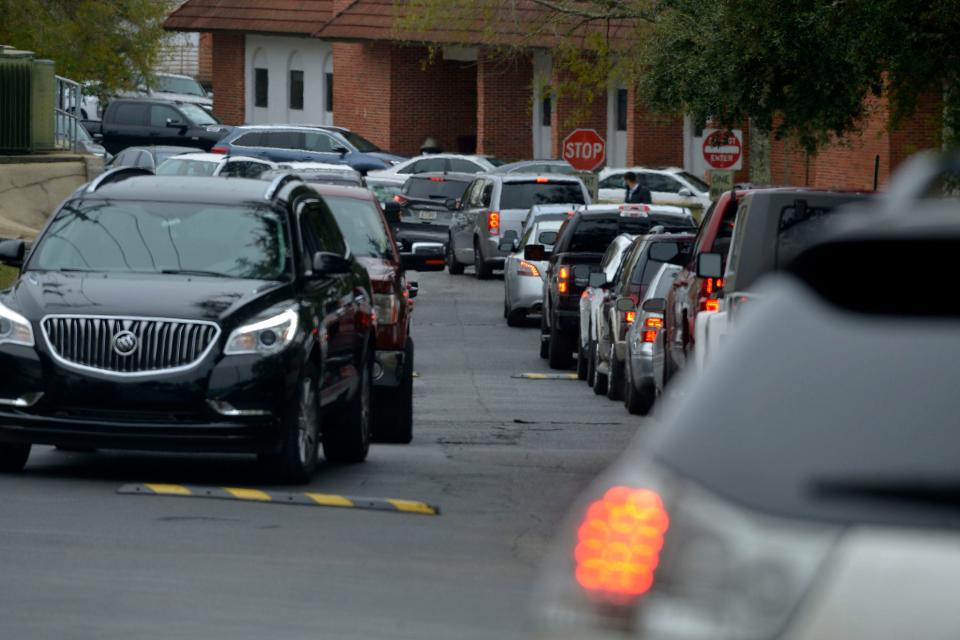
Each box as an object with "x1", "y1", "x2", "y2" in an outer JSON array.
[{"x1": 0, "y1": 269, "x2": 640, "y2": 640}]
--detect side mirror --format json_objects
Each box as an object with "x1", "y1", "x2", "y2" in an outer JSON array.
[
  {"x1": 588, "y1": 271, "x2": 607, "y2": 288},
  {"x1": 332, "y1": 145, "x2": 349, "y2": 156},
  {"x1": 400, "y1": 242, "x2": 445, "y2": 272},
  {"x1": 573, "y1": 264, "x2": 591, "y2": 284},
  {"x1": 524, "y1": 244, "x2": 545, "y2": 261},
  {"x1": 641, "y1": 297, "x2": 666, "y2": 313},
  {"x1": 0, "y1": 239, "x2": 25, "y2": 267},
  {"x1": 445, "y1": 198, "x2": 461, "y2": 211},
  {"x1": 498, "y1": 230, "x2": 518, "y2": 252},
  {"x1": 538, "y1": 231, "x2": 558, "y2": 246},
  {"x1": 312, "y1": 251, "x2": 352, "y2": 276},
  {"x1": 648, "y1": 241, "x2": 680, "y2": 263},
  {"x1": 678, "y1": 187, "x2": 693, "y2": 197},
  {"x1": 407, "y1": 281, "x2": 419, "y2": 299},
  {"x1": 615, "y1": 298, "x2": 635, "y2": 313},
  {"x1": 696, "y1": 252, "x2": 724, "y2": 279}
]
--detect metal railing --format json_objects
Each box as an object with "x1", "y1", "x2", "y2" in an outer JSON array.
[{"x1": 54, "y1": 74, "x2": 82, "y2": 152}]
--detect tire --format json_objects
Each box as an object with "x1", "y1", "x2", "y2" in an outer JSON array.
[
  {"x1": 624, "y1": 358, "x2": 656, "y2": 416},
  {"x1": 0, "y1": 443, "x2": 30, "y2": 472},
  {"x1": 506, "y1": 308, "x2": 526, "y2": 327},
  {"x1": 258, "y1": 367, "x2": 320, "y2": 484},
  {"x1": 606, "y1": 342, "x2": 625, "y2": 401},
  {"x1": 323, "y1": 347, "x2": 373, "y2": 463},
  {"x1": 447, "y1": 240, "x2": 465, "y2": 275},
  {"x1": 548, "y1": 321, "x2": 573, "y2": 369},
  {"x1": 374, "y1": 339, "x2": 414, "y2": 444},
  {"x1": 592, "y1": 341, "x2": 608, "y2": 395},
  {"x1": 474, "y1": 241, "x2": 493, "y2": 280},
  {"x1": 576, "y1": 343, "x2": 589, "y2": 380},
  {"x1": 539, "y1": 313, "x2": 550, "y2": 359},
  {"x1": 586, "y1": 340, "x2": 597, "y2": 387}
]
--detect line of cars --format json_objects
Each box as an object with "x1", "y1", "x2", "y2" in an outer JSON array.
[{"x1": 532, "y1": 153, "x2": 960, "y2": 640}]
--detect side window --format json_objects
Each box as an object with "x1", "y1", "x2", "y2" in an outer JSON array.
[
  {"x1": 412, "y1": 157, "x2": 446, "y2": 173},
  {"x1": 233, "y1": 132, "x2": 263, "y2": 147},
  {"x1": 480, "y1": 182, "x2": 494, "y2": 208},
  {"x1": 264, "y1": 131, "x2": 303, "y2": 149},
  {"x1": 645, "y1": 174, "x2": 682, "y2": 193},
  {"x1": 465, "y1": 180, "x2": 483, "y2": 207},
  {"x1": 600, "y1": 174, "x2": 625, "y2": 189},
  {"x1": 304, "y1": 132, "x2": 337, "y2": 153},
  {"x1": 113, "y1": 103, "x2": 147, "y2": 125},
  {"x1": 301, "y1": 202, "x2": 348, "y2": 264},
  {"x1": 135, "y1": 150, "x2": 154, "y2": 169},
  {"x1": 691, "y1": 201, "x2": 719, "y2": 256},
  {"x1": 222, "y1": 161, "x2": 270, "y2": 178},
  {"x1": 397, "y1": 161, "x2": 418, "y2": 175},
  {"x1": 448, "y1": 158, "x2": 483, "y2": 173},
  {"x1": 149, "y1": 105, "x2": 182, "y2": 128}
]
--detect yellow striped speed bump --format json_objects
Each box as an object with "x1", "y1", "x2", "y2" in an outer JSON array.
[
  {"x1": 117, "y1": 483, "x2": 439, "y2": 516},
  {"x1": 512, "y1": 372, "x2": 579, "y2": 380}
]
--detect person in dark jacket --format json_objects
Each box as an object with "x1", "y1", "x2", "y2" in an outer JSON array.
[{"x1": 624, "y1": 171, "x2": 652, "y2": 204}]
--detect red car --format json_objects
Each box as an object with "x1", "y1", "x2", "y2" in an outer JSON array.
[{"x1": 311, "y1": 184, "x2": 444, "y2": 444}]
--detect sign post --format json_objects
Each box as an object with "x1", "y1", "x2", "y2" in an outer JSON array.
[{"x1": 562, "y1": 129, "x2": 606, "y2": 172}]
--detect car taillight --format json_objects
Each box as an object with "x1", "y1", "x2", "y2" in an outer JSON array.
[
  {"x1": 645, "y1": 317, "x2": 663, "y2": 329},
  {"x1": 487, "y1": 211, "x2": 500, "y2": 236},
  {"x1": 558, "y1": 266, "x2": 569, "y2": 294},
  {"x1": 704, "y1": 299, "x2": 720, "y2": 312},
  {"x1": 704, "y1": 277, "x2": 725, "y2": 294},
  {"x1": 624, "y1": 311, "x2": 636, "y2": 324},
  {"x1": 210, "y1": 146, "x2": 228, "y2": 154},
  {"x1": 430, "y1": 176, "x2": 444, "y2": 182},
  {"x1": 393, "y1": 194, "x2": 409, "y2": 206},
  {"x1": 518, "y1": 260, "x2": 541, "y2": 277},
  {"x1": 575, "y1": 486, "x2": 669, "y2": 604}
]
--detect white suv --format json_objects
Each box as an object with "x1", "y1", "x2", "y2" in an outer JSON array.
[{"x1": 598, "y1": 166, "x2": 711, "y2": 211}]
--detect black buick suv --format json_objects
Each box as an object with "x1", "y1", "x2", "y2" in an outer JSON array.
[{"x1": 0, "y1": 169, "x2": 376, "y2": 483}]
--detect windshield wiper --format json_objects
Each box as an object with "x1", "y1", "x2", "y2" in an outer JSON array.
[{"x1": 160, "y1": 269, "x2": 231, "y2": 278}]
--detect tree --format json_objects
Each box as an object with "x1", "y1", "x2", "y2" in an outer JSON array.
[
  {"x1": 397, "y1": 0, "x2": 958, "y2": 151},
  {"x1": 0, "y1": 0, "x2": 169, "y2": 96}
]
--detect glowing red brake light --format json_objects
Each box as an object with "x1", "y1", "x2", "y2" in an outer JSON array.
[
  {"x1": 536, "y1": 177, "x2": 550, "y2": 183},
  {"x1": 430, "y1": 176, "x2": 444, "y2": 182},
  {"x1": 518, "y1": 260, "x2": 541, "y2": 277},
  {"x1": 575, "y1": 487, "x2": 669, "y2": 603},
  {"x1": 210, "y1": 146, "x2": 228, "y2": 154},
  {"x1": 624, "y1": 311, "x2": 636, "y2": 324},
  {"x1": 394, "y1": 194, "x2": 409, "y2": 206},
  {"x1": 558, "y1": 266, "x2": 570, "y2": 294},
  {"x1": 644, "y1": 317, "x2": 663, "y2": 329},
  {"x1": 642, "y1": 330, "x2": 658, "y2": 343},
  {"x1": 704, "y1": 299, "x2": 720, "y2": 312},
  {"x1": 487, "y1": 211, "x2": 500, "y2": 236}
]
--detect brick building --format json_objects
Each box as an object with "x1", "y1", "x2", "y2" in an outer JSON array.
[{"x1": 165, "y1": 0, "x2": 941, "y2": 185}]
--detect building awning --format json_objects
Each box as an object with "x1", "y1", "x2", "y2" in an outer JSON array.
[{"x1": 164, "y1": 0, "x2": 333, "y2": 36}]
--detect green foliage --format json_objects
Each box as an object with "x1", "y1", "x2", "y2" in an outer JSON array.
[
  {"x1": 0, "y1": 265, "x2": 15, "y2": 290},
  {"x1": 0, "y1": 0, "x2": 169, "y2": 96}
]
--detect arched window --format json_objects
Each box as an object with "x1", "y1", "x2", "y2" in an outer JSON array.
[
  {"x1": 323, "y1": 54, "x2": 333, "y2": 116},
  {"x1": 288, "y1": 51, "x2": 304, "y2": 112},
  {"x1": 252, "y1": 48, "x2": 268, "y2": 109}
]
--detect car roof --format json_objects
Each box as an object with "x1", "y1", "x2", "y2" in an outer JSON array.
[
  {"x1": 154, "y1": 72, "x2": 196, "y2": 80},
  {"x1": 276, "y1": 161, "x2": 359, "y2": 172},
  {"x1": 305, "y1": 184, "x2": 377, "y2": 201},
  {"x1": 492, "y1": 173, "x2": 583, "y2": 183},
  {"x1": 408, "y1": 171, "x2": 477, "y2": 181},
  {"x1": 160, "y1": 153, "x2": 223, "y2": 162},
  {"x1": 133, "y1": 146, "x2": 203, "y2": 154},
  {"x1": 80, "y1": 176, "x2": 277, "y2": 203},
  {"x1": 232, "y1": 124, "x2": 344, "y2": 133}
]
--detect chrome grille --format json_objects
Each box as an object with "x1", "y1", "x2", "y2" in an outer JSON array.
[{"x1": 41, "y1": 315, "x2": 220, "y2": 376}]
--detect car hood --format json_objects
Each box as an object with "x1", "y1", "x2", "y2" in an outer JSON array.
[{"x1": 8, "y1": 271, "x2": 291, "y2": 326}]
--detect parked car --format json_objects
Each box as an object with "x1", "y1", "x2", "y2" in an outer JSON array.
[
  {"x1": 214, "y1": 125, "x2": 405, "y2": 174},
  {"x1": 0, "y1": 170, "x2": 376, "y2": 483},
  {"x1": 82, "y1": 98, "x2": 230, "y2": 155},
  {"x1": 533, "y1": 204, "x2": 960, "y2": 640},
  {"x1": 578, "y1": 233, "x2": 636, "y2": 383},
  {"x1": 447, "y1": 174, "x2": 591, "y2": 279},
  {"x1": 56, "y1": 116, "x2": 108, "y2": 159},
  {"x1": 598, "y1": 166, "x2": 711, "y2": 211},
  {"x1": 155, "y1": 152, "x2": 276, "y2": 178},
  {"x1": 308, "y1": 184, "x2": 443, "y2": 444},
  {"x1": 622, "y1": 263, "x2": 681, "y2": 415},
  {"x1": 367, "y1": 153, "x2": 502, "y2": 179},
  {"x1": 588, "y1": 232, "x2": 695, "y2": 397},
  {"x1": 493, "y1": 159, "x2": 576, "y2": 175},
  {"x1": 274, "y1": 162, "x2": 364, "y2": 187},
  {"x1": 117, "y1": 72, "x2": 213, "y2": 112},
  {"x1": 539, "y1": 204, "x2": 700, "y2": 369},
  {"x1": 106, "y1": 145, "x2": 204, "y2": 170},
  {"x1": 389, "y1": 172, "x2": 475, "y2": 252},
  {"x1": 696, "y1": 190, "x2": 869, "y2": 372},
  {"x1": 502, "y1": 215, "x2": 566, "y2": 326}
]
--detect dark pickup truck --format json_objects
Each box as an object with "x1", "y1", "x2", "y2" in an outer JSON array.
[
  {"x1": 531, "y1": 204, "x2": 698, "y2": 369},
  {"x1": 83, "y1": 98, "x2": 230, "y2": 155}
]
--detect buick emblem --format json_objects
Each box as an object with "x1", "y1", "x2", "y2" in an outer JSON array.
[{"x1": 112, "y1": 330, "x2": 139, "y2": 357}]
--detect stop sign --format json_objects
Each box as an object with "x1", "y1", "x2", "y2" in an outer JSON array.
[
  {"x1": 702, "y1": 129, "x2": 743, "y2": 170},
  {"x1": 562, "y1": 129, "x2": 606, "y2": 171}
]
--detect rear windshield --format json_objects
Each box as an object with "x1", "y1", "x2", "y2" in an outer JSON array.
[
  {"x1": 631, "y1": 239, "x2": 692, "y2": 285},
  {"x1": 568, "y1": 216, "x2": 694, "y2": 253},
  {"x1": 500, "y1": 182, "x2": 585, "y2": 210},
  {"x1": 776, "y1": 203, "x2": 849, "y2": 266},
  {"x1": 404, "y1": 177, "x2": 472, "y2": 200}
]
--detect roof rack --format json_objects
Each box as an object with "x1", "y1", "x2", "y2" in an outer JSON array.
[
  {"x1": 263, "y1": 172, "x2": 305, "y2": 201},
  {"x1": 85, "y1": 167, "x2": 154, "y2": 193}
]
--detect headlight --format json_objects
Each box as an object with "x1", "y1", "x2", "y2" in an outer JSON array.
[
  {"x1": 373, "y1": 293, "x2": 399, "y2": 325},
  {"x1": 0, "y1": 300, "x2": 35, "y2": 347},
  {"x1": 224, "y1": 307, "x2": 299, "y2": 355}
]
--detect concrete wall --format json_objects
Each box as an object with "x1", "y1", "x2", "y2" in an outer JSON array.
[{"x1": 0, "y1": 156, "x2": 101, "y2": 240}]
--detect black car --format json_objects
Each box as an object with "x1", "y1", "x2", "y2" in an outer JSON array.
[
  {"x1": 105, "y1": 145, "x2": 203, "y2": 170},
  {"x1": 0, "y1": 170, "x2": 376, "y2": 483},
  {"x1": 83, "y1": 98, "x2": 230, "y2": 155},
  {"x1": 390, "y1": 172, "x2": 475, "y2": 251}
]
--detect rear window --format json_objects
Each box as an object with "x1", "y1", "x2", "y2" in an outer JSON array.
[
  {"x1": 233, "y1": 132, "x2": 264, "y2": 147},
  {"x1": 113, "y1": 102, "x2": 147, "y2": 125},
  {"x1": 500, "y1": 182, "x2": 585, "y2": 210},
  {"x1": 631, "y1": 239, "x2": 692, "y2": 285},
  {"x1": 568, "y1": 216, "x2": 690, "y2": 253},
  {"x1": 404, "y1": 177, "x2": 472, "y2": 200},
  {"x1": 776, "y1": 203, "x2": 848, "y2": 266}
]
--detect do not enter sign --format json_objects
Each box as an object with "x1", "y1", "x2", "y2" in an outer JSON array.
[
  {"x1": 562, "y1": 129, "x2": 606, "y2": 172},
  {"x1": 702, "y1": 128, "x2": 743, "y2": 170}
]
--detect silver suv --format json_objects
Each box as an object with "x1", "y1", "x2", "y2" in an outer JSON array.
[{"x1": 446, "y1": 174, "x2": 590, "y2": 279}]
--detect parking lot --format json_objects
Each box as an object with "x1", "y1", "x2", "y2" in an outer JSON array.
[{"x1": 0, "y1": 269, "x2": 636, "y2": 640}]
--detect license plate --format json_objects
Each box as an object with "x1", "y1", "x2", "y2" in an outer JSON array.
[{"x1": 419, "y1": 211, "x2": 437, "y2": 220}]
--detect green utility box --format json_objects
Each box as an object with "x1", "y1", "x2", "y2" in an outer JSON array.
[{"x1": 0, "y1": 47, "x2": 55, "y2": 153}]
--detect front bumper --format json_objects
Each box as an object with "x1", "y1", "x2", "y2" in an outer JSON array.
[
  {"x1": 373, "y1": 348, "x2": 406, "y2": 387},
  {"x1": 0, "y1": 343, "x2": 299, "y2": 454}
]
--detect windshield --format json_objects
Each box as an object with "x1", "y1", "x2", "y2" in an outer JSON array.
[
  {"x1": 404, "y1": 178, "x2": 472, "y2": 199},
  {"x1": 338, "y1": 130, "x2": 381, "y2": 153},
  {"x1": 500, "y1": 182, "x2": 586, "y2": 209},
  {"x1": 678, "y1": 171, "x2": 709, "y2": 192},
  {"x1": 325, "y1": 196, "x2": 393, "y2": 260},
  {"x1": 153, "y1": 75, "x2": 206, "y2": 97},
  {"x1": 179, "y1": 103, "x2": 219, "y2": 126},
  {"x1": 367, "y1": 182, "x2": 403, "y2": 205},
  {"x1": 29, "y1": 201, "x2": 290, "y2": 280},
  {"x1": 155, "y1": 159, "x2": 219, "y2": 176}
]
